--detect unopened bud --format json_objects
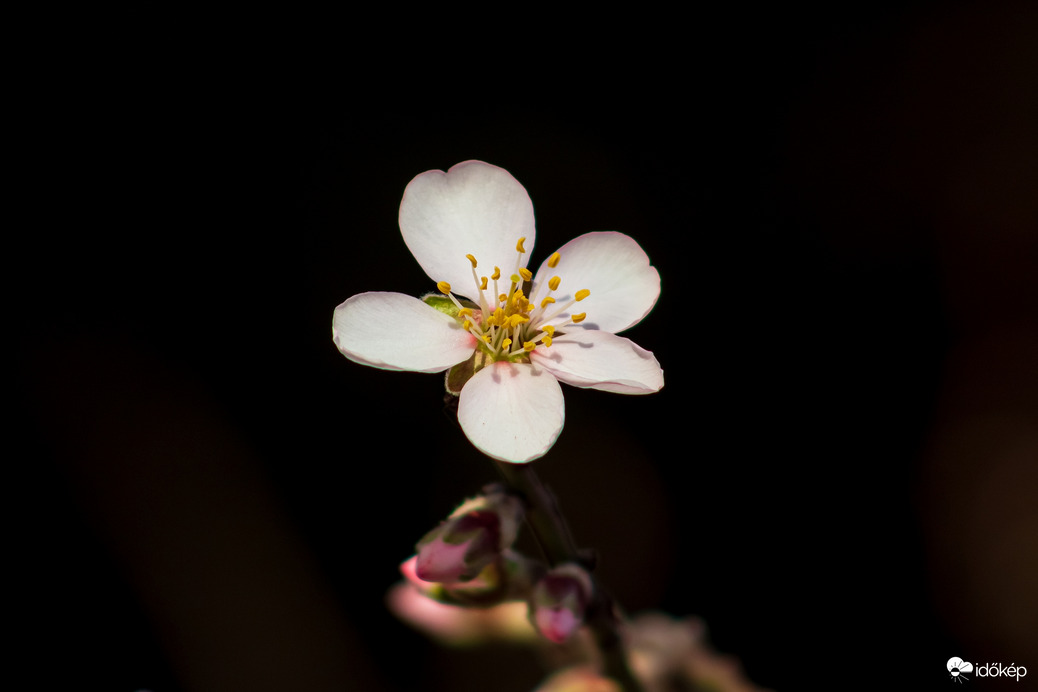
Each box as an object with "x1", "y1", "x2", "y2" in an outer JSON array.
[
  {"x1": 529, "y1": 563, "x2": 593, "y2": 643},
  {"x1": 400, "y1": 549, "x2": 537, "y2": 607},
  {"x1": 415, "y1": 489, "x2": 523, "y2": 583}
]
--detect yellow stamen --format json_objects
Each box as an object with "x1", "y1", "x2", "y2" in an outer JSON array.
[
  {"x1": 510, "y1": 274, "x2": 521, "y2": 285},
  {"x1": 519, "y1": 267, "x2": 533, "y2": 282},
  {"x1": 508, "y1": 314, "x2": 529, "y2": 328},
  {"x1": 575, "y1": 289, "x2": 591, "y2": 301},
  {"x1": 516, "y1": 237, "x2": 526, "y2": 253},
  {"x1": 491, "y1": 266, "x2": 501, "y2": 280},
  {"x1": 466, "y1": 254, "x2": 477, "y2": 268},
  {"x1": 540, "y1": 296, "x2": 556, "y2": 309},
  {"x1": 523, "y1": 341, "x2": 536, "y2": 352},
  {"x1": 501, "y1": 338, "x2": 512, "y2": 350},
  {"x1": 458, "y1": 307, "x2": 473, "y2": 318},
  {"x1": 499, "y1": 293, "x2": 508, "y2": 303},
  {"x1": 542, "y1": 336, "x2": 553, "y2": 347},
  {"x1": 480, "y1": 277, "x2": 489, "y2": 290},
  {"x1": 482, "y1": 334, "x2": 491, "y2": 343},
  {"x1": 542, "y1": 325, "x2": 555, "y2": 336},
  {"x1": 462, "y1": 320, "x2": 473, "y2": 330},
  {"x1": 437, "y1": 281, "x2": 452, "y2": 295},
  {"x1": 571, "y1": 312, "x2": 587, "y2": 323},
  {"x1": 548, "y1": 252, "x2": 561, "y2": 268},
  {"x1": 548, "y1": 276, "x2": 561, "y2": 291}
]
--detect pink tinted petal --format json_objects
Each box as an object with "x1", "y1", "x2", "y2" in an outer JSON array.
[
  {"x1": 332, "y1": 292, "x2": 475, "y2": 373},
  {"x1": 533, "y1": 232, "x2": 659, "y2": 334},
  {"x1": 415, "y1": 536, "x2": 473, "y2": 583},
  {"x1": 399, "y1": 556, "x2": 429, "y2": 590},
  {"x1": 531, "y1": 330, "x2": 664, "y2": 394},
  {"x1": 535, "y1": 606, "x2": 580, "y2": 643},
  {"x1": 399, "y1": 161, "x2": 536, "y2": 300},
  {"x1": 457, "y1": 362, "x2": 564, "y2": 463}
]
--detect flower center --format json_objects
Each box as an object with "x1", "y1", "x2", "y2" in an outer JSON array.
[{"x1": 436, "y1": 237, "x2": 590, "y2": 363}]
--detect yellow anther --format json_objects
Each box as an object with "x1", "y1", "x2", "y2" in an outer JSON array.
[
  {"x1": 462, "y1": 320, "x2": 473, "y2": 330},
  {"x1": 437, "y1": 281, "x2": 452, "y2": 295},
  {"x1": 501, "y1": 338, "x2": 512, "y2": 349},
  {"x1": 575, "y1": 289, "x2": 591, "y2": 302},
  {"x1": 458, "y1": 307, "x2": 473, "y2": 318},
  {"x1": 571, "y1": 312, "x2": 587, "y2": 323},
  {"x1": 508, "y1": 314, "x2": 529, "y2": 328},
  {"x1": 540, "y1": 296, "x2": 556, "y2": 309},
  {"x1": 516, "y1": 237, "x2": 526, "y2": 253},
  {"x1": 542, "y1": 336, "x2": 552, "y2": 347},
  {"x1": 482, "y1": 334, "x2": 491, "y2": 343},
  {"x1": 480, "y1": 277, "x2": 488, "y2": 290},
  {"x1": 548, "y1": 276, "x2": 561, "y2": 291},
  {"x1": 466, "y1": 254, "x2": 478, "y2": 268},
  {"x1": 519, "y1": 267, "x2": 533, "y2": 282},
  {"x1": 499, "y1": 293, "x2": 508, "y2": 303},
  {"x1": 542, "y1": 325, "x2": 555, "y2": 336},
  {"x1": 491, "y1": 266, "x2": 501, "y2": 280},
  {"x1": 548, "y1": 252, "x2": 561, "y2": 268},
  {"x1": 523, "y1": 341, "x2": 536, "y2": 352}
]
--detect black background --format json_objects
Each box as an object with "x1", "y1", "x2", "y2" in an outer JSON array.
[{"x1": 13, "y1": 3, "x2": 1037, "y2": 691}]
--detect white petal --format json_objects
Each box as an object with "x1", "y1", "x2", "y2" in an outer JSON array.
[
  {"x1": 332, "y1": 292, "x2": 476, "y2": 373},
  {"x1": 531, "y1": 330, "x2": 664, "y2": 394},
  {"x1": 457, "y1": 362, "x2": 565, "y2": 464},
  {"x1": 533, "y1": 232, "x2": 659, "y2": 334},
  {"x1": 399, "y1": 161, "x2": 536, "y2": 300}
]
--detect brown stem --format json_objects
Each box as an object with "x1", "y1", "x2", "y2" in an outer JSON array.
[
  {"x1": 494, "y1": 462, "x2": 578, "y2": 565},
  {"x1": 495, "y1": 461, "x2": 644, "y2": 691}
]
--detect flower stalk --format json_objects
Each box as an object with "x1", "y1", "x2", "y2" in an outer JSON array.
[{"x1": 495, "y1": 460, "x2": 644, "y2": 691}]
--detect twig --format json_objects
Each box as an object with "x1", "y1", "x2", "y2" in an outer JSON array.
[{"x1": 495, "y1": 461, "x2": 644, "y2": 691}]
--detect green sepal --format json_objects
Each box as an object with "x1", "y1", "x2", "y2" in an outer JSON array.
[
  {"x1": 422, "y1": 293, "x2": 460, "y2": 317},
  {"x1": 445, "y1": 349, "x2": 490, "y2": 395},
  {"x1": 423, "y1": 293, "x2": 480, "y2": 317}
]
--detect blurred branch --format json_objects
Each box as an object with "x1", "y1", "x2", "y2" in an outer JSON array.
[{"x1": 496, "y1": 461, "x2": 644, "y2": 691}]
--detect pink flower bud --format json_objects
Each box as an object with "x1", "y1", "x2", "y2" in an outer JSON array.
[
  {"x1": 400, "y1": 548, "x2": 536, "y2": 608},
  {"x1": 529, "y1": 563, "x2": 593, "y2": 643},
  {"x1": 414, "y1": 490, "x2": 523, "y2": 583}
]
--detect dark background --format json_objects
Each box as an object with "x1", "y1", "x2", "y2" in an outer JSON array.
[{"x1": 13, "y1": 3, "x2": 1037, "y2": 690}]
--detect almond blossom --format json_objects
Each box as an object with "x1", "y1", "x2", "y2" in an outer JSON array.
[{"x1": 332, "y1": 160, "x2": 663, "y2": 463}]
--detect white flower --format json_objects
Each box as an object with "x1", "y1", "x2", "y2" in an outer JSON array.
[{"x1": 333, "y1": 160, "x2": 663, "y2": 463}]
